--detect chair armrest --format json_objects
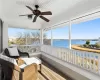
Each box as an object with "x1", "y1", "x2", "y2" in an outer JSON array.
[
  {"x1": 13, "y1": 64, "x2": 22, "y2": 72},
  {"x1": 14, "y1": 63, "x2": 37, "y2": 73},
  {"x1": 20, "y1": 52, "x2": 30, "y2": 58},
  {"x1": 0, "y1": 58, "x2": 22, "y2": 72},
  {"x1": 18, "y1": 50, "x2": 30, "y2": 58}
]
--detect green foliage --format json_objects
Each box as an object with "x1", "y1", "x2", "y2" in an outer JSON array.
[
  {"x1": 85, "y1": 40, "x2": 90, "y2": 45},
  {"x1": 95, "y1": 42, "x2": 100, "y2": 48},
  {"x1": 8, "y1": 42, "x2": 11, "y2": 46},
  {"x1": 10, "y1": 41, "x2": 15, "y2": 44},
  {"x1": 83, "y1": 44, "x2": 89, "y2": 48},
  {"x1": 83, "y1": 40, "x2": 90, "y2": 48},
  {"x1": 82, "y1": 40, "x2": 100, "y2": 49},
  {"x1": 8, "y1": 41, "x2": 15, "y2": 46}
]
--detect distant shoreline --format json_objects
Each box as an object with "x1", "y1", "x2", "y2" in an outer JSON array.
[
  {"x1": 72, "y1": 45, "x2": 100, "y2": 53},
  {"x1": 46, "y1": 39, "x2": 98, "y2": 41}
]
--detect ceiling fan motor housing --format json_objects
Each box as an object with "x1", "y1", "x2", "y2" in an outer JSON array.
[{"x1": 34, "y1": 10, "x2": 41, "y2": 16}]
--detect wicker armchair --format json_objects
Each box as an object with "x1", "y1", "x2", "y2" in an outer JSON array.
[{"x1": 0, "y1": 54, "x2": 38, "y2": 80}]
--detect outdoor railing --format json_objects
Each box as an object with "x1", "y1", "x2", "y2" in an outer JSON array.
[
  {"x1": 41, "y1": 45, "x2": 100, "y2": 75},
  {"x1": 10, "y1": 45, "x2": 40, "y2": 53}
]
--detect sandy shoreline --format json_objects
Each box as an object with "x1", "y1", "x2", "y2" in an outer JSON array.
[{"x1": 71, "y1": 45, "x2": 100, "y2": 53}]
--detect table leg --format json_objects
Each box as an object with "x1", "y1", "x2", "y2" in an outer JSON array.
[{"x1": 39, "y1": 64, "x2": 42, "y2": 73}]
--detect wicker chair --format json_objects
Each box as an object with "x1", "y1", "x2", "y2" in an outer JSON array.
[
  {"x1": 4, "y1": 48, "x2": 42, "y2": 72},
  {"x1": 0, "y1": 54, "x2": 38, "y2": 80}
]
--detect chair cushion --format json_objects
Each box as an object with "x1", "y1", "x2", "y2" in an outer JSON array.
[
  {"x1": 7, "y1": 47, "x2": 19, "y2": 57},
  {"x1": 22, "y1": 57, "x2": 41, "y2": 65}
]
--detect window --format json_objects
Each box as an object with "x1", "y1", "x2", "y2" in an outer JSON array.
[
  {"x1": 71, "y1": 18, "x2": 100, "y2": 45},
  {"x1": 8, "y1": 28, "x2": 40, "y2": 46},
  {"x1": 43, "y1": 30, "x2": 51, "y2": 45}
]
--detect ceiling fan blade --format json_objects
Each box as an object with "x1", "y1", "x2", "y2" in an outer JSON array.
[
  {"x1": 19, "y1": 14, "x2": 33, "y2": 16},
  {"x1": 39, "y1": 16, "x2": 49, "y2": 22},
  {"x1": 41, "y1": 11, "x2": 52, "y2": 15},
  {"x1": 26, "y1": 6, "x2": 34, "y2": 12},
  {"x1": 19, "y1": 15, "x2": 28, "y2": 16},
  {"x1": 33, "y1": 16, "x2": 38, "y2": 22}
]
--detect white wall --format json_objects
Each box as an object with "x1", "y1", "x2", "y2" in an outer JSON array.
[
  {"x1": 2, "y1": 22, "x2": 8, "y2": 50},
  {"x1": 0, "y1": 19, "x2": 2, "y2": 52}
]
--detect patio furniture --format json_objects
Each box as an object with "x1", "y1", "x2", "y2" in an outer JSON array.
[
  {"x1": 0, "y1": 54, "x2": 38, "y2": 80},
  {"x1": 4, "y1": 47, "x2": 29, "y2": 58},
  {"x1": 21, "y1": 57, "x2": 42, "y2": 72},
  {"x1": 4, "y1": 47, "x2": 42, "y2": 72}
]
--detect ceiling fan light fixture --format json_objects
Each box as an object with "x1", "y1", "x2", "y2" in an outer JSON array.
[{"x1": 28, "y1": 15, "x2": 32, "y2": 19}]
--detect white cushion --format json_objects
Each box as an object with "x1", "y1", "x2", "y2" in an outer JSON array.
[
  {"x1": 8, "y1": 47, "x2": 19, "y2": 56},
  {"x1": 19, "y1": 64, "x2": 27, "y2": 68},
  {"x1": 22, "y1": 57, "x2": 41, "y2": 65}
]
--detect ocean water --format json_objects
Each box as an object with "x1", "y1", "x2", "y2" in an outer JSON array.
[{"x1": 53, "y1": 40, "x2": 98, "y2": 48}]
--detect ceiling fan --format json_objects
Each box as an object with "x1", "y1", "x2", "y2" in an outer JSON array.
[{"x1": 19, "y1": 5, "x2": 52, "y2": 22}]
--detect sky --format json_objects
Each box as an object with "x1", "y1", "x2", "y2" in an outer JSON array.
[{"x1": 8, "y1": 18, "x2": 100, "y2": 39}]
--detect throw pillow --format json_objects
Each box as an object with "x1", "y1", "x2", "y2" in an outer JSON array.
[{"x1": 8, "y1": 47, "x2": 19, "y2": 57}]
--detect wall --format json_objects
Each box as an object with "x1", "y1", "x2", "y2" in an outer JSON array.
[
  {"x1": 0, "y1": 21, "x2": 8, "y2": 52},
  {"x1": 2, "y1": 22, "x2": 8, "y2": 50},
  {"x1": 0, "y1": 19, "x2": 3, "y2": 53},
  {"x1": 0, "y1": 19, "x2": 3, "y2": 80},
  {"x1": 0, "y1": 20, "x2": 1, "y2": 52}
]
